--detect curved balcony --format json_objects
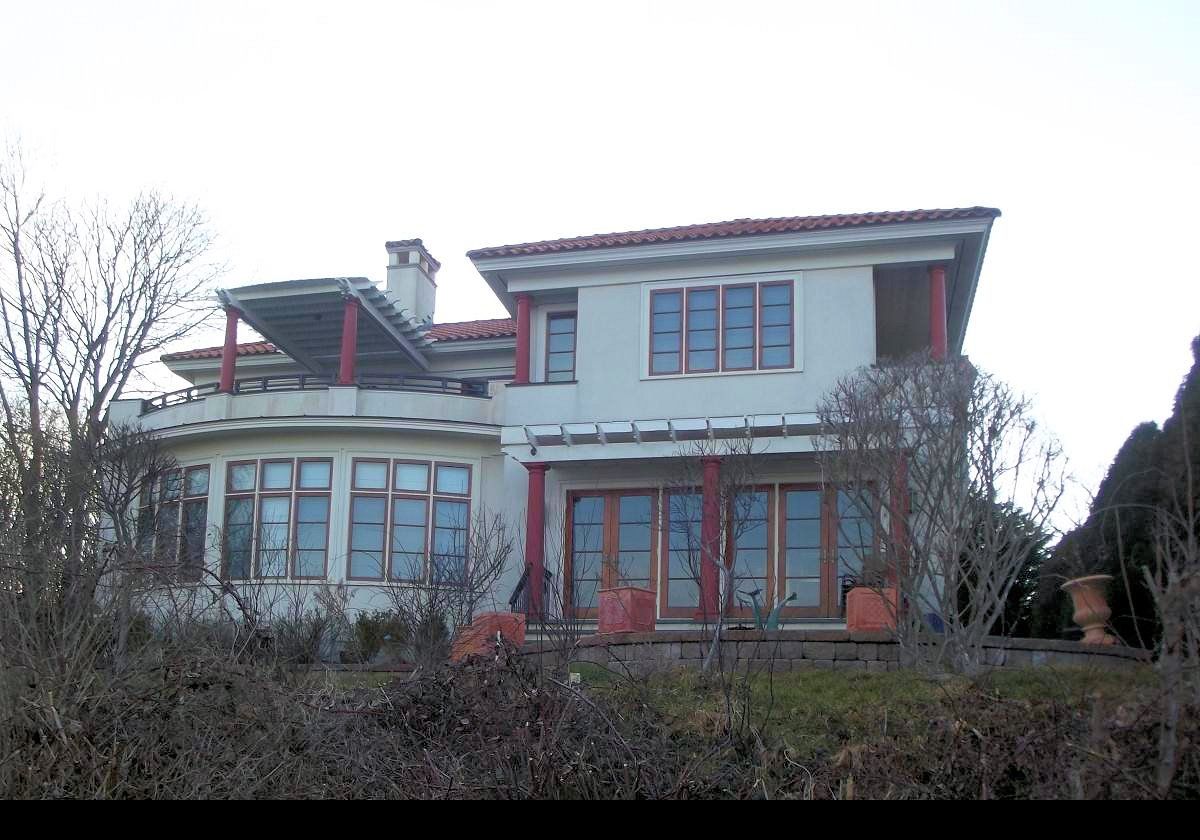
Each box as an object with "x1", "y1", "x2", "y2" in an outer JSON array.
[{"x1": 140, "y1": 373, "x2": 489, "y2": 415}]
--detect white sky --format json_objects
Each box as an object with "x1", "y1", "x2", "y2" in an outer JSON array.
[{"x1": 2, "y1": 0, "x2": 1198, "y2": 514}]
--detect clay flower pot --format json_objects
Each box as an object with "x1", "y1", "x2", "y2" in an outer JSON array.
[
  {"x1": 1059, "y1": 574, "x2": 1117, "y2": 646},
  {"x1": 598, "y1": 586, "x2": 657, "y2": 634}
]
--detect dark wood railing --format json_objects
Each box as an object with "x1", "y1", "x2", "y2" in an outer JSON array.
[
  {"x1": 358, "y1": 374, "x2": 489, "y2": 398},
  {"x1": 233, "y1": 374, "x2": 333, "y2": 394},
  {"x1": 140, "y1": 382, "x2": 219, "y2": 413},
  {"x1": 141, "y1": 373, "x2": 489, "y2": 414}
]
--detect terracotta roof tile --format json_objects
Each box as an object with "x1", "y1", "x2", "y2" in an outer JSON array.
[
  {"x1": 466, "y1": 206, "x2": 1001, "y2": 260},
  {"x1": 423, "y1": 318, "x2": 515, "y2": 341},
  {"x1": 160, "y1": 319, "x2": 515, "y2": 363},
  {"x1": 161, "y1": 341, "x2": 278, "y2": 362}
]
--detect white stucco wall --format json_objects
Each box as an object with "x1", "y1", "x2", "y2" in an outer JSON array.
[{"x1": 507, "y1": 263, "x2": 877, "y2": 427}]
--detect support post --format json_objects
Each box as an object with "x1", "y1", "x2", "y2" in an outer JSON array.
[
  {"x1": 697, "y1": 455, "x2": 722, "y2": 621},
  {"x1": 338, "y1": 295, "x2": 360, "y2": 386},
  {"x1": 218, "y1": 306, "x2": 241, "y2": 394},
  {"x1": 514, "y1": 293, "x2": 531, "y2": 385},
  {"x1": 929, "y1": 264, "x2": 948, "y2": 361},
  {"x1": 524, "y1": 462, "x2": 549, "y2": 620}
]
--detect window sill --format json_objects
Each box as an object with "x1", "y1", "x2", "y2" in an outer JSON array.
[
  {"x1": 641, "y1": 367, "x2": 800, "y2": 382},
  {"x1": 505, "y1": 380, "x2": 579, "y2": 387}
]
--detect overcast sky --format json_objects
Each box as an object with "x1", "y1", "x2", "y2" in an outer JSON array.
[{"x1": 2, "y1": 0, "x2": 1198, "y2": 513}]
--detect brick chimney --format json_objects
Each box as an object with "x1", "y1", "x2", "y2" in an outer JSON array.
[{"x1": 385, "y1": 239, "x2": 439, "y2": 325}]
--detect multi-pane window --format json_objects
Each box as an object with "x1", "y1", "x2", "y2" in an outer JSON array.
[
  {"x1": 778, "y1": 485, "x2": 879, "y2": 616},
  {"x1": 783, "y1": 488, "x2": 823, "y2": 609},
  {"x1": 722, "y1": 285, "x2": 756, "y2": 370},
  {"x1": 348, "y1": 458, "x2": 472, "y2": 583},
  {"x1": 180, "y1": 467, "x2": 210, "y2": 579},
  {"x1": 661, "y1": 489, "x2": 774, "y2": 618},
  {"x1": 759, "y1": 282, "x2": 794, "y2": 369},
  {"x1": 138, "y1": 465, "x2": 210, "y2": 580},
  {"x1": 557, "y1": 482, "x2": 881, "y2": 622},
  {"x1": 730, "y1": 491, "x2": 770, "y2": 611},
  {"x1": 664, "y1": 491, "x2": 703, "y2": 612},
  {"x1": 567, "y1": 491, "x2": 657, "y2": 617},
  {"x1": 649, "y1": 290, "x2": 683, "y2": 375},
  {"x1": 545, "y1": 312, "x2": 577, "y2": 382},
  {"x1": 570, "y1": 495, "x2": 604, "y2": 615},
  {"x1": 222, "y1": 458, "x2": 332, "y2": 579},
  {"x1": 649, "y1": 280, "x2": 794, "y2": 375},
  {"x1": 685, "y1": 287, "x2": 719, "y2": 373},
  {"x1": 834, "y1": 490, "x2": 875, "y2": 604}
]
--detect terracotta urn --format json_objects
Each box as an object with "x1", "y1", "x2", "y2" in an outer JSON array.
[{"x1": 1059, "y1": 574, "x2": 1117, "y2": 646}]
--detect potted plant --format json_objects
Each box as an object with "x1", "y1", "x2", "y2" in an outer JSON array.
[{"x1": 844, "y1": 570, "x2": 899, "y2": 633}]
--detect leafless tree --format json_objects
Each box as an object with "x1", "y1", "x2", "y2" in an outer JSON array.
[
  {"x1": 0, "y1": 140, "x2": 222, "y2": 602},
  {"x1": 663, "y1": 437, "x2": 767, "y2": 674},
  {"x1": 374, "y1": 507, "x2": 516, "y2": 669},
  {"x1": 1143, "y1": 424, "x2": 1200, "y2": 795},
  {"x1": 815, "y1": 351, "x2": 1066, "y2": 674}
]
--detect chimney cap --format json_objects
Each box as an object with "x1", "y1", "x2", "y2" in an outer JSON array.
[{"x1": 385, "y1": 238, "x2": 441, "y2": 273}]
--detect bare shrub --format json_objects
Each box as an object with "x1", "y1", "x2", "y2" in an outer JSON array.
[{"x1": 816, "y1": 352, "x2": 1066, "y2": 673}]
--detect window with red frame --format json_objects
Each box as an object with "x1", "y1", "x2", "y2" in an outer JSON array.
[
  {"x1": 221, "y1": 458, "x2": 332, "y2": 580},
  {"x1": 347, "y1": 458, "x2": 472, "y2": 584},
  {"x1": 649, "y1": 280, "x2": 793, "y2": 375},
  {"x1": 137, "y1": 466, "x2": 210, "y2": 580}
]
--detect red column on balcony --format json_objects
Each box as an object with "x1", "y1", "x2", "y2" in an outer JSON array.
[
  {"x1": 524, "y1": 462, "x2": 549, "y2": 620},
  {"x1": 337, "y1": 295, "x2": 360, "y2": 386},
  {"x1": 218, "y1": 306, "x2": 241, "y2": 394},
  {"x1": 929, "y1": 264, "x2": 948, "y2": 362},
  {"x1": 697, "y1": 455, "x2": 723, "y2": 621},
  {"x1": 514, "y1": 293, "x2": 531, "y2": 385}
]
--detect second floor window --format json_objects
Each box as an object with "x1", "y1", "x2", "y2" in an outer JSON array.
[
  {"x1": 545, "y1": 312, "x2": 577, "y2": 382},
  {"x1": 649, "y1": 280, "x2": 794, "y2": 376}
]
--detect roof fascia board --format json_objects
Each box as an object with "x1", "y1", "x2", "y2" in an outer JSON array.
[
  {"x1": 427, "y1": 336, "x2": 517, "y2": 354},
  {"x1": 470, "y1": 219, "x2": 993, "y2": 274},
  {"x1": 501, "y1": 241, "x2": 959, "y2": 295}
]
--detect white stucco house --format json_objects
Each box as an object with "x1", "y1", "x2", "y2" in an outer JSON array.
[{"x1": 108, "y1": 207, "x2": 1000, "y2": 632}]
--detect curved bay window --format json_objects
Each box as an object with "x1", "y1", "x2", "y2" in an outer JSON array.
[
  {"x1": 348, "y1": 458, "x2": 472, "y2": 584},
  {"x1": 138, "y1": 465, "x2": 210, "y2": 581},
  {"x1": 222, "y1": 457, "x2": 332, "y2": 580}
]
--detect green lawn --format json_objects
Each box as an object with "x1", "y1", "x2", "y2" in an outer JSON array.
[{"x1": 570, "y1": 661, "x2": 1158, "y2": 757}]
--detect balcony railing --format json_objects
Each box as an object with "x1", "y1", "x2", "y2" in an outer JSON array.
[
  {"x1": 140, "y1": 383, "x2": 219, "y2": 413},
  {"x1": 140, "y1": 373, "x2": 489, "y2": 414},
  {"x1": 358, "y1": 374, "x2": 489, "y2": 398}
]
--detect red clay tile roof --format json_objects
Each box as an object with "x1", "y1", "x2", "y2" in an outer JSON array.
[
  {"x1": 160, "y1": 319, "x2": 516, "y2": 363},
  {"x1": 466, "y1": 206, "x2": 1001, "y2": 260},
  {"x1": 161, "y1": 341, "x2": 278, "y2": 362},
  {"x1": 424, "y1": 317, "x2": 515, "y2": 341}
]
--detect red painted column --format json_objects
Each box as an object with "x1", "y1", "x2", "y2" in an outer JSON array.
[
  {"x1": 697, "y1": 456, "x2": 723, "y2": 621},
  {"x1": 514, "y1": 293, "x2": 531, "y2": 384},
  {"x1": 218, "y1": 306, "x2": 241, "y2": 394},
  {"x1": 337, "y1": 296, "x2": 360, "y2": 386},
  {"x1": 929, "y1": 264, "x2": 948, "y2": 362},
  {"x1": 524, "y1": 462, "x2": 549, "y2": 620}
]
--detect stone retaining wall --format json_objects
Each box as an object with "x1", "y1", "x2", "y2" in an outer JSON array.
[{"x1": 523, "y1": 630, "x2": 1151, "y2": 673}]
